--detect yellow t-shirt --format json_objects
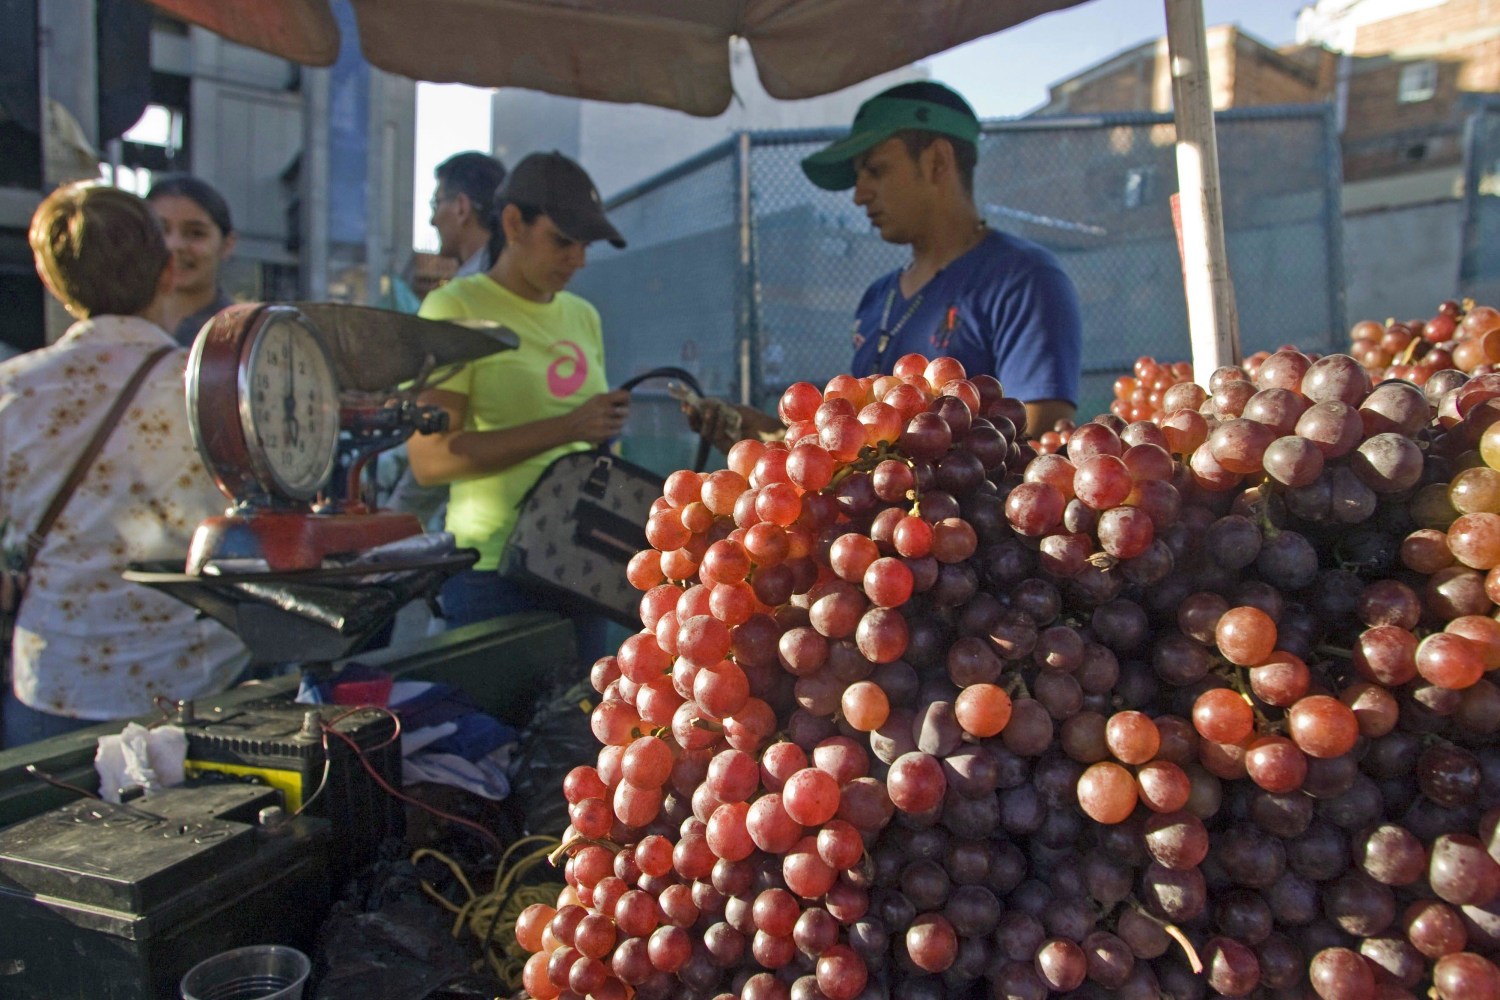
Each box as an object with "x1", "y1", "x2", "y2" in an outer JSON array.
[{"x1": 418, "y1": 274, "x2": 609, "y2": 569}]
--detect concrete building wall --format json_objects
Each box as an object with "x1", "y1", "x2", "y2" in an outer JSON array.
[{"x1": 159, "y1": 19, "x2": 416, "y2": 305}]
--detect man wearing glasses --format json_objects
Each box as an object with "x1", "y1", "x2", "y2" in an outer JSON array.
[
  {"x1": 387, "y1": 152, "x2": 509, "y2": 531},
  {"x1": 430, "y1": 151, "x2": 507, "y2": 278}
]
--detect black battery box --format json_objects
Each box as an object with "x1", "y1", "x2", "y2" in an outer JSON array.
[
  {"x1": 0, "y1": 783, "x2": 330, "y2": 1000},
  {"x1": 179, "y1": 697, "x2": 404, "y2": 880}
]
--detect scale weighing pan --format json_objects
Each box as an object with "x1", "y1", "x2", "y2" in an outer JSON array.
[
  {"x1": 289, "y1": 302, "x2": 519, "y2": 393},
  {"x1": 123, "y1": 552, "x2": 476, "y2": 664}
]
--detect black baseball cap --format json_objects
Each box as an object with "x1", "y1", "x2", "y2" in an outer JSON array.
[
  {"x1": 498, "y1": 151, "x2": 626, "y2": 249},
  {"x1": 802, "y1": 82, "x2": 981, "y2": 191}
]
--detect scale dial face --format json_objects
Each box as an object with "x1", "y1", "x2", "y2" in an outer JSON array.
[
  {"x1": 190, "y1": 304, "x2": 342, "y2": 505},
  {"x1": 239, "y1": 311, "x2": 341, "y2": 499}
]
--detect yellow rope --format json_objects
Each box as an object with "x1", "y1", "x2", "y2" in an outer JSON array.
[{"x1": 413, "y1": 835, "x2": 565, "y2": 986}]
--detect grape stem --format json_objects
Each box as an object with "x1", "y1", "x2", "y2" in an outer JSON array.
[
  {"x1": 1396, "y1": 334, "x2": 1423, "y2": 366},
  {"x1": 1125, "y1": 896, "x2": 1203, "y2": 973},
  {"x1": 690, "y1": 717, "x2": 725, "y2": 733},
  {"x1": 827, "y1": 441, "x2": 910, "y2": 492},
  {"x1": 1002, "y1": 671, "x2": 1033, "y2": 701},
  {"x1": 1086, "y1": 552, "x2": 1118, "y2": 572},
  {"x1": 1315, "y1": 643, "x2": 1353, "y2": 660},
  {"x1": 547, "y1": 834, "x2": 623, "y2": 866},
  {"x1": 1226, "y1": 665, "x2": 1275, "y2": 731},
  {"x1": 1246, "y1": 491, "x2": 1282, "y2": 539}
]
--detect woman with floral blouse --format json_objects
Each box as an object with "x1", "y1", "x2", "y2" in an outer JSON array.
[{"x1": 1, "y1": 182, "x2": 247, "y2": 748}]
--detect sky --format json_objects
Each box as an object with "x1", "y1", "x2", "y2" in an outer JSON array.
[{"x1": 411, "y1": 0, "x2": 1312, "y2": 252}]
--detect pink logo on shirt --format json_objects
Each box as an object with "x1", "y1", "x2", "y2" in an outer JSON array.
[{"x1": 547, "y1": 341, "x2": 589, "y2": 397}]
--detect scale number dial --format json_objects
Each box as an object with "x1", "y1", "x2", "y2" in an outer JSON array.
[
  {"x1": 240, "y1": 313, "x2": 341, "y2": 499},
  {"x1": 189, "y1": 304, "x2": 342, "y2": 506}
]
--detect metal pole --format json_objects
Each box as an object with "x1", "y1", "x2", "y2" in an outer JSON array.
[
  {"x1": 301, "y1": 67, "x2": 331, "y2": 301},
  {"x1": 1164, "y1": 0, "x2": 1240, "y2": 385},
  {"x1": 1322, "y1": 103, "x2": 1347, "y2": 353},
  {"x1": 735, "y1": 131, "x2": 757, "y2": 408},
  {"x1": 1457, "y1": 108, "x2": 1484, "y2": 302},
  {"x1": 364, "y1": 68, "x2": 388, "y2": 307},
  {"x1": 106, "y1": 138, "x2": 123, "y2": 187}
]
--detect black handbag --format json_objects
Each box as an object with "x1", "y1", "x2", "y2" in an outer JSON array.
[{"x1": 499, "y1": 367, "x2": 706, "y2": 626}]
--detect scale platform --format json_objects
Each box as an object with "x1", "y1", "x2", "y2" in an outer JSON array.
[{"x1": 124, "y1": 551, "x2": 476, "y2": 664}]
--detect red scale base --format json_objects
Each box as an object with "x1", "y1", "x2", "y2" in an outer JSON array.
[{"x1": 186, "y1": 510, "x2": 422, "y2": 574}]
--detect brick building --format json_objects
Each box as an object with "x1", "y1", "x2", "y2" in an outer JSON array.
[
  {"x1": 1035, "y1": 24, "x2": 1337, "y2": 118},
  {"x1": 1300, "y1": 0, "x2": 1500, "y2": 183},
  {"x1": 1034, "y1": 0, "x2": 1498, "y2": 188},
  {"x1": 1025, "y1": 0, "x2": 1499, "y2": 331}
]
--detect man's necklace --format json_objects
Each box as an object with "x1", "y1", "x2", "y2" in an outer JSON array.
[
  {"x1": 872, "y1": 285, "x2": 926, "y2": 371},
  {"x1": 871, "y1": 220, "x2": 988, "y2": 370}
]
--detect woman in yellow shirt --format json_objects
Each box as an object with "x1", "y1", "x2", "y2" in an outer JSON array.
[{"x1": 408, "y1": 152, "x2": 629, "y2": 661}]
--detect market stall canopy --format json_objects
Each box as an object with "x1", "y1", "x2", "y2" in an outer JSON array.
[{"x1": 139, "y1": 0, "x2": 1089, "y2": 116}]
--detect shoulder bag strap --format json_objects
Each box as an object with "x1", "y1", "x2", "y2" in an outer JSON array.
[
  {"x1": 19, "y1": 345, "x2": 175, "y2": 573},
  {"x1": 614, "y1": 366, "x2": 711, "y2": 471},
  {"x1": 617, "y1": 366, "x2": 704, "y2": 397}
]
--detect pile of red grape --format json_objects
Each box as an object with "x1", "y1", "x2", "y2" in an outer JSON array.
[
  {"x1": 514, "y1": 349, "x2": 1500, "y2": 1000},
  {"x1": 1346, "y1": 299, "x2": 1500, "y2": 384},
  {"x1": 1103, "y1": 358, "x2": 1196, "y2": 428}
]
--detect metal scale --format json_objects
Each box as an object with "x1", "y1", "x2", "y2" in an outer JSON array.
[{"x1": 124, "y1": 301, "x2": 518, "y2": 662}]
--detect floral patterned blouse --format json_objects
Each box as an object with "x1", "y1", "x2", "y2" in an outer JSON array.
[{"x1": 0, "y1": 315, "x2": 247, "y2": 720}]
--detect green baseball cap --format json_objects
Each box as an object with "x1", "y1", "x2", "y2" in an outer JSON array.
[{"x1": 801, "y1": 83, "x2": 981, "y2": 191}]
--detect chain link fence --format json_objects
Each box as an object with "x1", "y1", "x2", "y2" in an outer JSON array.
[
  {"x1": 573, "y1": 105, "x2": 1343, "y2": 469},
  {"x1": 1461, "y1": 100, "x2": 1500, "y2": 308}
]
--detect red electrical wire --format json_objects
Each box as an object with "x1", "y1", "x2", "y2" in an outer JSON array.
[{"x1": 317, "y1": 707, "x2": 506, "y2": 856}]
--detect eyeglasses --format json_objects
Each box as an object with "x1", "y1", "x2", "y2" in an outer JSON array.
[{"x1": 429, "y1": 192, "x2": 454, "y2": 213}]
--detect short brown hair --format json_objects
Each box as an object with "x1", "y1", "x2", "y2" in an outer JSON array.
[
  {"x1": 30, "y1": 183, "x2": 169, "y2": 317},
  {"x1": 896, "y1": 130, "x2": 978, "y2": 196}
]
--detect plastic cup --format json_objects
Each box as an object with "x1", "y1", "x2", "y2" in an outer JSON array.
[{"x1": 180, "y1": 945, "x2": 311, "y2": 1000}]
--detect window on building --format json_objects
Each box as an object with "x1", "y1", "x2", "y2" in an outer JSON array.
[
  {"x1": 1398, "y1": 61, "x2": 1437, "y2": 104},
  {"x1": 102, "y1": 103, "x2": 187, "y2": 193},
  {"x1": 124, "y1": 104, "x2": 184, "y2": 155}
]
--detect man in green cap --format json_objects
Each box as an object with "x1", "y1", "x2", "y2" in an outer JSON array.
[{"x1": 694, "y1": 81, "x2": 1082, "y2": 446}]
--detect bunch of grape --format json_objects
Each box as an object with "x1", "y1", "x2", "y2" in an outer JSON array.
[
  {"x1": 513, "y1": 355, "x2": 1029, "y2": 1000},
  {"x1": 1007, "y1": 349, "x2": 1500, "y2": 996},
  {"x1": 514, "y1": 347, "x2": 1500, "y2": 1000},
  {"x1": 1104, "y1": 358, "x2": 1195, "y2": 427},
  {"x1": 1349, "y1": 300, "x2": 1500, "y2": 384}
]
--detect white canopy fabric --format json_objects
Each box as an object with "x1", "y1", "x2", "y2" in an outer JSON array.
[{"x1": 141, "y1": 0, "x2": 1089, "y2": 116}]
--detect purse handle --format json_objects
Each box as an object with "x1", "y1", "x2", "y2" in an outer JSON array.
[
  {"x1": 613, "y1": 366, "x2": 712, "y2": 472},
  {"x1": 617, "y1": 365, "x2": 704, "y2": 398},
  {"x1": 19, "y1": 345, "x2": 174, "y2": 574}
]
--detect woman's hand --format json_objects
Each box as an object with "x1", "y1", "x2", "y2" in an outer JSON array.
[
  {"x1": 568, "y1": 389, "x2": 632, "y2": 445},
  {"x1": 408, "y1": 387, "x2": 633, "y2": 487}
]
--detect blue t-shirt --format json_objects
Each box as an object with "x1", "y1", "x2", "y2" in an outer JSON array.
[{"x1": 850, "y1": 228, "x2": 1082, "y2": 404}]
